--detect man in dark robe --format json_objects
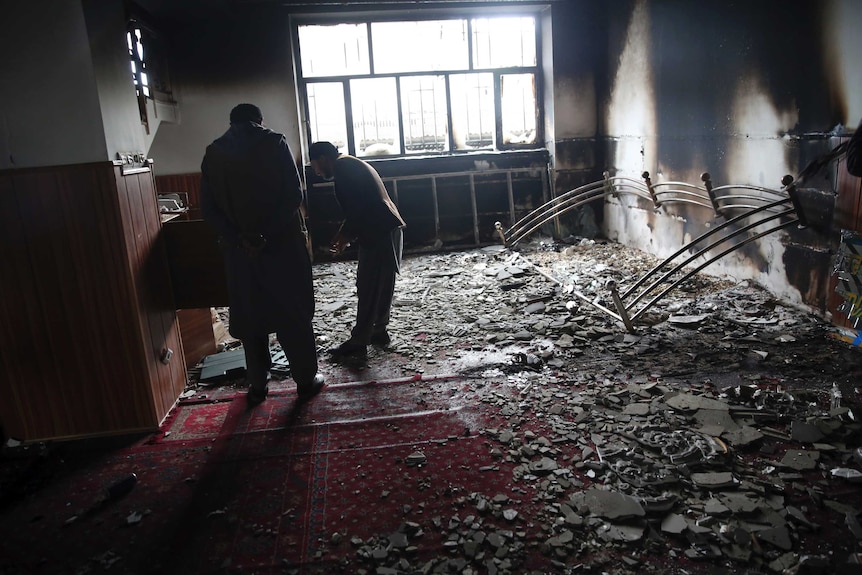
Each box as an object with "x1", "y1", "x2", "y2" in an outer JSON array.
[
  {"x1": 308, "y1": 141, "x2": 406, "y2": 357},
  {"x1": 201, "y1": 104, "x2": 323, "y2": 404}
]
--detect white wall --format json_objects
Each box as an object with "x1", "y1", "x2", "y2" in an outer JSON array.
[
  {"x1": 82, "y1": 0, "x2": 149, "y2": 161},
  {"x1": 148, "y1": 10, "x2": 302, "y2": 175},
  {"x1": 0, "y1": 0, "x2": 107, "y2": 169}
]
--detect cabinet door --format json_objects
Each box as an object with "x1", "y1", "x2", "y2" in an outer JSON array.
[{"x1": 162, "y1": 219, "x2": 230, "y2": 309}]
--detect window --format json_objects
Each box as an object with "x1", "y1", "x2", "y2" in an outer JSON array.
[
  {"x1": 296, "y1": 14, "x2": 541, "y2": 158},
  {"x1": 126, "y1": 21, "x2": 173, "y2": 131}
]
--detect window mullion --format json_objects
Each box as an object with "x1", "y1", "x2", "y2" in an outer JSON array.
[
  {"x1": 395, "y1": 76, "x2": 405, "y2": 156},
  {"x1": 493, "y1": 71, "x2": 503, "y2": 150},
  {"x1": 466, "y1": 18, "x2": 474, "y2": 71},
  {"x1": 344, "y1": 80, "x2": 356, "y2": 156},
  {"x1": 445, "y1": 75, "x2": 454, "y2": 153},
  {"x1": 366, "y1": 22, "x2": 374, "y2": 75}
]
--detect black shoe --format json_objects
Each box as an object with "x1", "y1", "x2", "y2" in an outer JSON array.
[
  {"x1": 246, "y1": 385, "x2": 269, "y2": 406},
  {"x1": 370, "y1": 331, "x2": 391, "y2": 346},
  {"x1": 297, "y1": 374, "x2": 325, "y2": 401},
  {"x1": 328, "y1": 340, "x2": 367, "y2": 357}
]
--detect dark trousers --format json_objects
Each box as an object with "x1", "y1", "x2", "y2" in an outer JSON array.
[
  {"x1": 243, "y1": 324, "x2": 318, "y2": 391},
  {"x1": 351, "y1": 228, "x2": 403, "y2": 343}
]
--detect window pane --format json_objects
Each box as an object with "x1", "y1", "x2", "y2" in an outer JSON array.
[
  {"x1": 472, "y1": 17, "x2": 536, "y2": 69},
  {"x1": 307, "y1": 83, "x2": 348, "y2": 154},
  {"x1": 351, "y1": 78, "x2": 401, "y2": 156},
  {"x1": 450, "y1": 73, "x2": 494, "y2": 150},
  {"x1": 501, "y1": 73, "x2": 537, "y2": 145},
  {"x1": 372, "y1": 20, "x2": 468, "y2": 73},
  {"x1": 299, "y1": 24, "x2": 370, "y2": 77},
  {"x1": 401, "y1": 76, "x2": 448, "y2": 154}
]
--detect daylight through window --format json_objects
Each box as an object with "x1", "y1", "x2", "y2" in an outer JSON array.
[{"x1": 297, "y1": 15, "x2": 540, "y2": 158}]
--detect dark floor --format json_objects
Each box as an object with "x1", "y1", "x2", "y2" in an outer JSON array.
[{"x1": 2, "y1": 242, "x2": 862, "y2": 574}]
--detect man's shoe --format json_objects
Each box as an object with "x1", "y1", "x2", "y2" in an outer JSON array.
[
  {"x1": 297, "y1": 374, "x2": 325, "y2": 401},
  {"x1": 328, "y1": 340, "x2": 367, "y2": 357},
  {"x1": 246, "y1": 384, "x2": 269, "y2": 406},
  {"x1": 370, "y1": 331, "x2": 391, "y2": 346}
]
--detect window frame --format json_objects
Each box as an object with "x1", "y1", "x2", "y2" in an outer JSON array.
[{"x1": 293, "y1": 10, "x2": 544, "y2": 159}]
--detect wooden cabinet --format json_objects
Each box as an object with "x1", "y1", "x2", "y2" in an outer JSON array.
[{"x1": 0, "y1": 161, "x2": 187, "y2": 442}]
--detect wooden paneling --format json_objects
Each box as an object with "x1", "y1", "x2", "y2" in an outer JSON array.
[
  {"x1": 155, "y1": 172, "x2": 202, "y2": 208},
  {"x1": 177, "y1": 308, "x2": 217, "y2": 367},
  {"x1": 0, "y1": 161, "x2": 186, "y2": 442},
  {"x1": 114, "y1": 165, "x2": 188, "y2": 422}
]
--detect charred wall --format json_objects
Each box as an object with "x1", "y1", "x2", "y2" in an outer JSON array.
[{"x1": 591, "y1": 0, "x2": 862, "y2": 314}]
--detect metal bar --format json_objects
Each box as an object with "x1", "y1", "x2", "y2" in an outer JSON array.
[
  {"x1": 782, "y1": 175, "x2": 808, "y2": 228},
  {"x1": 642, "y1": 171, "x2": 661, "y2": 208},
  {"x1": 542, "y1": 167, "x2": 552, "y2": 236},
  {"x1": 513, "y1": 253, "x2": 561, "y2": 285},
  {"x1": 380, "y1": 166, "x2": 539, "y2": 183},
  {"x1": 509, "y1": 189, "x2": 654, "y2": 246},
  {"x1": 651, "y1": 182, "x2": 709, "y2": 194},
  {"x1": 702, "y1": 172, "x2": 722, "y2": 216},
  {"x1": 630, "y1": 219, "x2": 799, "y2": 322},
  {"x1": 620, "y1": 196, "x2": 793, "y2": 299},
  {"x1": 495, "y1": 221, "x2": 507, "y2": 246},
  {"x1": 505, "y1": 181, "x2": 607, "y2": 240},
  {"x1": 505, "y1": 179, "x2": 612, "y2": 238},
  {"x1": 431, "y1": 176, "x2": 440, "y2": 238},
  {"x1": 570, "y1": 290, "x2": 624, "y2": 323},
  {"x1": 508, "y1": 187, "x2": 609, "y2": 244},
  {"x1": 715, "y1": 193, "x2": 791, "y2": 203},
  {"x1": 714, "y1": 202, "x2": 789, "y2": 212},
  {"x1": 507, "y1": 171, "x2": 516, "y2": 231},
  {"x1": 470, "y1": 173, "x2": 479, "y2": 245},
  {"x1": 608, "y1": 281, "x2": 635, "y2": 332},
  {"x1": 625, "y1": 208, "x2": 795, "y2": 311},
  {"x1": 604, "y1": 171, "x2": 617, "y2": 199},
  {"x1": 711, "y1": 183, "x2": 788, "y2": 198},
  {"x1": 653, "y1": 190, "x2": 711, "y2": 201},
  {"x1": 648, "y1": 198, "x2": 715, "y2": 210}
]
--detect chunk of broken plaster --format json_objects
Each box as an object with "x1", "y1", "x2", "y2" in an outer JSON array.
[
  {"x1": 528, "y1": 457, "x2": 559, "y2": 475},
  {"x1": 525, "y1": 302, "x2": 546, "y2": 314},
  {"x1": 704, "y1": 498, "x2": 730, "y2": 516},
  {"x1": 661, "y1": 513, "x2": 688, "y2": 534},
  {"x1": 406, "y1": 451, "x2": 427, "y2": 466},
  {"x1": 666, "y1": 393, "x2": 729, "y2": 412},
  {"x1": 831, "y1": 468, "x2": 862, "y2": 483},
  {"x1": 756, "y1": 525, "x2": 793, "y2": 551},
  {"x1": 569, "y1": 489, "x2": 645, "y2": 520},
  {"x1": 791, "y1": 421, "x2": 826, "y2": 444},
  {"x1": 780, "y1": 450, "x2": 820, "y2": 471},
  {"x1": 767, "y1": 552, "x2": 799, "y2": 573},
  {"x1": 722, "y1": 425, "x2": 763, "y2": 447},
  {"x1": 717, "y1": 492, "x2": 762, "y2": 514},
  {"x1": 600, "y1": 524, "x2": 645, "y2": 542},
  {"x1": 667, "y1": 314, "x2": 709, "y2": 328},
  {"x1": 691, "y1": 471, "x2": 737, "y2": 489}
]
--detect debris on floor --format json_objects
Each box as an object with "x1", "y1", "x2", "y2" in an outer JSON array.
[{"x1": 299, "y1": 238, "x2": 862, "y2": 574}]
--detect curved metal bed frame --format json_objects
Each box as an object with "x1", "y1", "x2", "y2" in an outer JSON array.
[{"x1": 495, "y1": 171, "x2": 810, "y2": 332}]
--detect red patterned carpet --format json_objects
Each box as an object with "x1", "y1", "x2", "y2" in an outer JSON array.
[{"x1": 0, "y1": 371, "x2": 539, "y2": 574}]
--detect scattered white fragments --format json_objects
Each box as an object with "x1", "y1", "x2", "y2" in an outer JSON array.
[{"x1": 291, "y1": 241, "x2": 862, "y2": 572}]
